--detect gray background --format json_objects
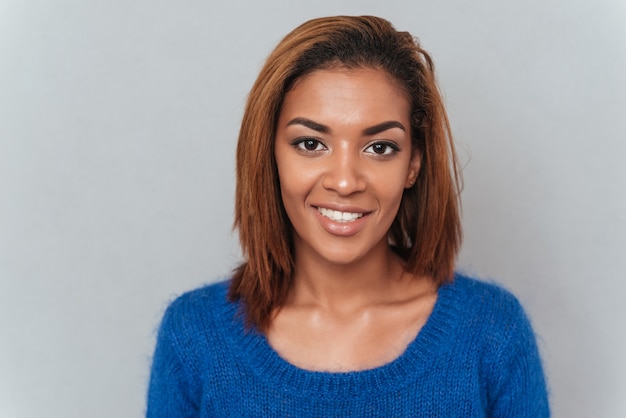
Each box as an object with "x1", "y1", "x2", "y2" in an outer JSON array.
[{"x1": 1, "y1": 0, "x2": 625, "y2": 416}]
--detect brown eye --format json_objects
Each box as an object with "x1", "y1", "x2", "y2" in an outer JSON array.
[
  {"x1": 294, "y1": 138, "x2": 326, "y2": 152},
  {"x1": 372, "y1": 144, "x2": 386, "y2": 154},
  {"x1": 365, "y1": 141, "x2": 399, "y2": 156}
]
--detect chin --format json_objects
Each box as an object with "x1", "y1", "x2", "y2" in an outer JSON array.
[
  {"x1": 313, "y1": 244, "x2": 375, "y2": 267},
  {"x1": 322, "y1": 253, "x2": 364, "y2": 266},
  {"x1": 294, "y1": 232, "x2": 391, "y2": 267}
]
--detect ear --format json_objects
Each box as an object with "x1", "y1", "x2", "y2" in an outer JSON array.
[{"x1": 405, "y1": 149, "x2": 422, "y2": 188}]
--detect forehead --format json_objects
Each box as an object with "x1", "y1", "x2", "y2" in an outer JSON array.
[{"x1": 279, "y1": 68, "x2": 411, "y2": 127}]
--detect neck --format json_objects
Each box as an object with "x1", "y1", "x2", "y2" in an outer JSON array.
[{"x1": 288, "y1": 241, "x2": 406, "y2": 313}]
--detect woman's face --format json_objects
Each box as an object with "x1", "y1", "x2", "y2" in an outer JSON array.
[{"x1": 274, "y1": 67, "x2": 420, "y2": 266}]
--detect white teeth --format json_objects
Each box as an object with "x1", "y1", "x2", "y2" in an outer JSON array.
[{"x1": 318, "y1": 207, "x2": 364, "y2": 223}]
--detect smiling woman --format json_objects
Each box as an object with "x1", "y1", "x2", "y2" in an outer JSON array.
[
  {"x1": 274, "y1": 68, "x2": 418, "y2": 269},
  {"x1": 147, "y1": 16, "x2": 549, "y2": 417}
]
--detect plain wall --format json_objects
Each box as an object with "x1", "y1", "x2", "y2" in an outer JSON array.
[{"x1": 1, "y1": 0, "x2": 624, "y2": 416}]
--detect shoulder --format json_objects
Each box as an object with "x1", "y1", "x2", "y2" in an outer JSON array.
[
  {"x1": 152, "y1": 279, "x2": 235, "y2": 375},
  {"x1": 447, "y1": 273, "x2": 528, "y2": 321},
  {"x1": 445, "y1": 276, "x2": 549, "y2": 414},
  {"x1": 156, "y1": 279, "x2": 233, "y2": 344},
  {"x1": 449, "y1": 273, "x2": 520, "y2": 303},
  {"x1": 164, "y1": 279, "x2": 231, "y2": 314},
  {"x1": 443, "y1": 273, "x2": 538, "y2": 353},
  {"x1": 148, "y1": 280, "x2": 234, "y2": 413}
]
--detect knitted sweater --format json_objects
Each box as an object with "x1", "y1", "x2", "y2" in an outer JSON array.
[{"x1": 147, "y1": 275, "x2": 549, "y2": 417}]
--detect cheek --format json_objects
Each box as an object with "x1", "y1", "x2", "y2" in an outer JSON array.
[
  {"x1": 373, "y1": 170, "x2": 409, "y2": 213},
  {"x1": 383, "y1": 187, "x2": 406, "y2": 213},
  {"x1": 277, "y1": 160, "x2": 319, "y2": 195},
  {"x1": 276, "y1": 165, "x2": 314, "y2": 212}
]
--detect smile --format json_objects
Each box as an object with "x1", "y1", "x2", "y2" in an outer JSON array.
[{"x1": 317, "y1": 207, "x2": 365, "y2": 223}]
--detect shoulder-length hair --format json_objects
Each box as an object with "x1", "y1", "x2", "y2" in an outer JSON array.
[{"x1": 229, "y1": 15, "x2": 462, "y2": 331}]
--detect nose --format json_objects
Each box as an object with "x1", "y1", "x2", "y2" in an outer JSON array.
[{"x1": 321, "y1": 149, "x2": 366, "y2": 195}]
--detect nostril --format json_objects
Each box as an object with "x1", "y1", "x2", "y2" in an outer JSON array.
[{"x1": 321, "y1": 172, "x2": 366, "y2": 195}]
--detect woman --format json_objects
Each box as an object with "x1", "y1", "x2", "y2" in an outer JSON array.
[{"x1": 147, "y1": 16, "x2": 549, "y2": 416}]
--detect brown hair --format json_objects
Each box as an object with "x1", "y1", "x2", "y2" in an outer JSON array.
[{"x1": 229, "y1": 15, "x2": 462, "y2": 330}]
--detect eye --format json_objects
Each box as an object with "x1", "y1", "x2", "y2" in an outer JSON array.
[
  {"x1": 364, "y1": 142, "x2": 399, "y2": 156},
  {"x1": 293, "y1": 138, "x2": 326, "y2": 152}
]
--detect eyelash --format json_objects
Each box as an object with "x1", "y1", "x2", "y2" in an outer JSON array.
[
  {"x1": 291, "y1": 138, "x2": 400, "y2": 156},
  {"x1": 364, "y1": 141, "x2": 400, "y2": 156},
  {"x1": 293, "y1": 137, "x2": 327, "y2": 152}
]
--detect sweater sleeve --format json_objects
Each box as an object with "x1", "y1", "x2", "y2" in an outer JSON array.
[
  {"x1": 486, "y1": 297, "x2": 550, "y2": 417},
  {"x1": 147, "y1": 299, "x2": 200, "y2": 418}
]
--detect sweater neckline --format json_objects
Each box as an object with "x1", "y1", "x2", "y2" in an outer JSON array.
[{"x1": 222, "y1": 276, "x2": 465, "y2": 399}]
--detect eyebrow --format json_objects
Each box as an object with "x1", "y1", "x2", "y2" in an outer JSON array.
[
  {"x1": 285, "y1": 118, "x2": 406, "y2": 136},
  {"x1": 286, "y1": 117, "x2": 330, "y2": 133},
  {"x1": 362, "y1": 121, "x2": 406, "y2": 136}
]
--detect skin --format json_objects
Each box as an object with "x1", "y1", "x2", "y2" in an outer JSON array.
[{"x1": 269, "y1": 67, "x2": 437, "y2": 372}]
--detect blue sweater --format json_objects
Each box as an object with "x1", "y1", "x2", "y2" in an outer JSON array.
[{"x1": 147, "y1": 275, "x2": 549, "y2": 416}]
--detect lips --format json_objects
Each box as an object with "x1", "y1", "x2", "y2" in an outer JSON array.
[
  {"x1": 317, "y1": 207, "x2": 364, "y2": 223},
  {"x1": 311, "y1": 205, "x2": 371, "y2": 237}
]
